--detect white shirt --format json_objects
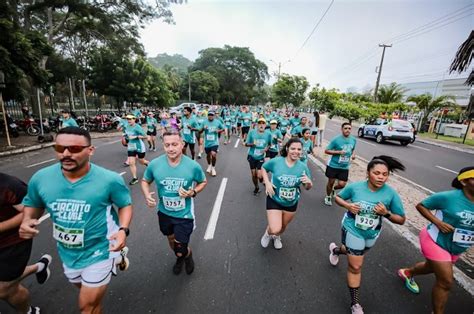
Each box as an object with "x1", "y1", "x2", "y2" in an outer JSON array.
[{"x1": 319, "y1": 114, "x2": 327, "y2": 130}]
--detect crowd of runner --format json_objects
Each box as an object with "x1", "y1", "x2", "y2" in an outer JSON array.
[{"x1": 0, "y1": 104, "x2": 472, "y2": 314}]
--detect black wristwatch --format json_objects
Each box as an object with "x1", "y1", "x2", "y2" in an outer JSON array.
[
  {"x1": 119, "y1": 227, "x2": 130, "y2": 237},
  {"x1": 383, "y1": 213, "x2": 392, "y2": 219},
  {"x1": 192, "y1": 189, "x2": 197, "y2": 198}
]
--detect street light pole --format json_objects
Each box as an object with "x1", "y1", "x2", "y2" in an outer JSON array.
[
  {"x1": 270, "y1": 59, "x2": 291, "y2": 80},
  {"x1": 0, "y1": 71, "x2": 12, "y2": 147},
  {"x1": 373, "y1": 44, "x2": 392, "y2": 102},
  {"x1": 188, "y1": 73, "x2": 191, "y2": 101}
]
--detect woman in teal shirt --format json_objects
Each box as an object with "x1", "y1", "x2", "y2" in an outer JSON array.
[
  {"x1": 329, "y1": 155, "x2": 406, "y2": 314},
  {"x1": 398, "y1": 166, "x2": 474, "y2": 314},
  {"x1": 260, "y1": 138, "x2": 312, "y2": 250}
]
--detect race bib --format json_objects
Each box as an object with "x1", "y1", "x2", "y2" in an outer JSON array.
[
  {"x1": 162, "y1": 196, "x2": 185, "y2": 211},
  {"x1": 453, "y1": 228, "x2": 474, "y2": 245},
  {"x1": 225, "y1": 121, "x2": 231, "y2": 126},
  {"x1": 206, "y1": 134, "x2": 216, "y2": 141},
  {"x1": 339, "y1": 155, "x2": 350, "y2": 163},
  {"x1": 127, "y1": 142, "x2": 137, "y2": 150},
  {"x1": 355, "y1": 214, "x2": 380, "y2": 230},
  {"x1": 254, "y1": 148, "x2": 264, "y2": 156},
  {"x1": 53, "y1": 223, "x2": 84, "y2": 248},
  {"x1": 183, "y1": 128, "x2": 191, "y2": 135},
  {"x1": 279, "y1": 187, "x2": 296, "y2": 201}
]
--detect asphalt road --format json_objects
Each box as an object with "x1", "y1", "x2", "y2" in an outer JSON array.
[
  {"x1": 323, "y1": 119, "x2": 473, "y2": 193},
  {"x1": 0, "y1": 134, "x2": 472, "y2": 313}
]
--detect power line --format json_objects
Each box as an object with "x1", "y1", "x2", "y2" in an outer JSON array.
[{"x1": 292, "y1": 0, "x2": 335, "y2": 60}]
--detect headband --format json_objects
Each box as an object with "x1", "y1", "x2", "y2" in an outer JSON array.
[{"x1": 457, "y1": 169, "x2": 474, "y2": 181}]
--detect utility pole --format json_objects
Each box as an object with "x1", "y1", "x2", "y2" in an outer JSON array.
[
  {"x1": 373, "y1": 44, "x2": 392, "y2": 102},
  {"x1": 270, "y1": 59, "x2": 290, "y2": 80},
  {"x1": 188, "y1": 73, "x2": 191, "y2": 101}
]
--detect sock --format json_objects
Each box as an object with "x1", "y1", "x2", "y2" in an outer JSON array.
[
  {"x1": 35, "y1": 262, "x2": 45, "y2": 273},
  {"x1": 349, "y1": 287, "x2": 360, "y2": 306}
]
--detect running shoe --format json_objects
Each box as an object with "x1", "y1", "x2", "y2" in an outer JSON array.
[
  {"x1": 198, "y1": 153, "x2": 202, "y2": 159},
  {"x1": 153, "y1": 148, "x2": 156, "y2": 152},
  {"x1": 35, "y1": 254, "x2": 52, "y2": 284},
  {"x1": 123, "y1": 162, "x2": 129, "y2": 167},
  {"x1": 253, "y1": 187, "x2": 260, "y2": 195},
  {"x1": 260, "y1": 230, "x2": 271, "y2": 248},
  {"x1": 206, "y1": 165, "x2": 212, "y2": 173},
  {"x1": 28, "y1": 306, "x2": 41, "y2": 314},
  {"x1": 211, "y1": 167, "x2": 216, "y2": 177},
  {"x1": 118, "y1": 247, "x2": 130, "y2": 271},
  {"x1": 329, "y1": 243, "x2": 339, "y2": 266},
  {"x1": 273, "y1": 235, "x2": 283, "y2": 250},
  {"x1": 173, "y1": 256, "x2": 185, "y2": 275},
  {"x1": 324, "y1": 196, "x2": 332, "y2": 206},
  {"x1": 129, "y1": 178, "x2": 139, "y2": 185},
  {"x1": 185, "y1": 253, "x2": 195, "y2": 275},
  {"x1": 351, "y1": 304, "x2": 364, "y2": 314},
  {"x1": 397, "y1": 269, "x2": 420, "y2": 294}
]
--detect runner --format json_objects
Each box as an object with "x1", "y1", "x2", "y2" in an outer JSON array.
[
  {"x1": 317, "y1": 110, "x2": 327, "y2": 147},
  {"x1": 19, "y1": 127, "x2": 132, "y2": 314},
  {"x1": 397, "y1": 166, "x2": 474, "y2": 314},
  {"x1": 324, "y1": 122, "x2": 357, "y2": 205},
  {"x1": 223, "y1": 111, "x2": 232, "y2": 144},
  {"x1": 266, "y1": 120, "x2": 283, "y2": 160},
  {"x1": 61, "y1": 109, "x2": 78, "y2": 128},
  {"x1": 141, "y1": 131, "x2": 207, "y2": 275},
  {"x1": 124, "y1": 115, "x2": 149, "y2": 185},
  {"x1": 0, "y1": 173, "x2": 52, "y2": 314},
  {"x1": 290, "y1": 116, "x2": 308, "y2": 138},
  {"x1": 146, "y1": 112, "x2": 158, "y2": 152},
  {"x1": 200, "y1": 111, "x2": 225, "y2": 177},
  {"x1": 300, "y1": 128, "x2": 315, "y2": 163},
  {"x1": 289, "y1": 112, "x2": 301, "y2": 129},
  {"x1": 160, "y1": 111, "x2": 169, "y2": 137},
  {"x1": 260, "y1": 138, "x2": 313, "y2": 250},
  {"x1": 328, "y1": 155, "x2": 406, "y2": 314},
  {"x1": 117, "y1": 114, "x2": 130, "y2": 167},
  {"x1": 240, "y1": 106, "x2": 253, "y2": 143},
  {"x1": 279, "y1": 114, "x2": 291, "y2": 139},
  {"x1": 309, "y1": 111, "x2": 319, "y2": 147},
  {"x1": 196, "y1": 110, "x2": 206, "y2": 159},
  {"x1": 245, "y1": 118, "x2": 272, "y2": 195},
  {"x1": 181, "y1": 107, "x2": 199, "y2": 160}
]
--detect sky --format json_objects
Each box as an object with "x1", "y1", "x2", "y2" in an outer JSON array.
[{"x1": 140, "y1": 0, "x2": 473, "y2": 92}]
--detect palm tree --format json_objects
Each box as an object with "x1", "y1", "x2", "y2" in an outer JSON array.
[
  {"x1": 407, "y1": 94, "x2": 456, "y2": 130},
  {"x1": 449, "y1": 30, "x2": 473, "y2": 86},
  {"x1": 377, "y1": 82, "x2": 406, "y2": 104}
]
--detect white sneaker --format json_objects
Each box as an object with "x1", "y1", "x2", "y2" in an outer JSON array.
[
  {"x1": 329, "y1": 242, "x2": 339, "y2": 266},
  {"x1": 260, "y1": 230, "x2": 271, "y2": 248},
  {"x1": 211, "y1": 167, "x2": 216, "y2": 177},
  {"x1": 273, "y1": 235, "x2": 283, "y2": 250},
  {"x1": 198, "y1": 152, "x2": 202, "y2": 159},
  {"x1": 351, "y1": 304, "x2": 364, "y2": 314},
  {"x1": 324, "y1": 196, "x2": 332, "y2": 206},
  {"x1": 206, "y1": 165, "x2": 212, "y2": 173}
]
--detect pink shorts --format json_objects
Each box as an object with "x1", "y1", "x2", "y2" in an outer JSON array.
[{"x1": 419, "y1": 227, "x2": 459, "y2": 263}]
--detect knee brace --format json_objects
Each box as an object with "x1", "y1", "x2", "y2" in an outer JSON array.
[{"x1": 173, "y1": 241, "x2": 188, "y2": 257}]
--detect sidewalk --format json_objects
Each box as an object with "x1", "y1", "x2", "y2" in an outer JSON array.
[
  {"x1": 329, "y1": 116, "x2": 474, "y2": 154},
  {"x1": 0, "y1": 131, "x2": 122, "y2": 157}
]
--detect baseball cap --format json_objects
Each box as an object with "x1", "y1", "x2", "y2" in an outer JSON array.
[
  {"x1": 257, "y1": 118, "x2": 266, "y2": 123},
  {"x1": 126, "y1": 114, "x2": 135, "y2": 119},
  {"x1": 270, "y1": 120, "x2": 278, "y2": 124},
  {"x1": 208, "y1": 111, "x2": 215, "y2": 115}
]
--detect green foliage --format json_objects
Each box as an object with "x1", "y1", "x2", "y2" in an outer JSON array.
[
  {"x1": 271, "y1": 74, "x2": 309, "y2": 108},
  {"x1": 149, "y1": 53, "x2": 193, "y2": 74},
  {"x1": 191, "y1": 45, "x2": 269, "y2": 104},
  {"x1": 377, "y1": 82, "x2": 406, "y2": 104},
  {"x1": 330, "y1": 101, "x2": 364, "y2": 122},
  {"x1": 181, "y1": 71, "x2": 219, "y2": 103},
  {"x1": 407, "y1": 94, "x2": 457, "y2": 126},
  {"x1": 250, "y1": 84, "x2": 271, "y2": 106},
  {"x1": 308, "y1": 84, "x2": 341, "y2": 111}
]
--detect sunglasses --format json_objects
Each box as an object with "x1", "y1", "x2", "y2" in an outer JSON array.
[{"x1": 53, "y1": 145, "x2": 90, "y2": 153}]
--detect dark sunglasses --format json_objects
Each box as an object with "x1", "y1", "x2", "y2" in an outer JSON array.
[{"x1": 53, "y1": 145, "x2": 90, "y2": 153}]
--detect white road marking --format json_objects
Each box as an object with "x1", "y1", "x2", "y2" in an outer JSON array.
[
  {"x1": 37, "y1": 213, "x2": 51, "y2": 224},
  {"x1": 119, "y1": 172, "x2": 126, "y2": 176},
  {"x1": 358, "y1": 139, "x2": 377, "y2": 147},
  {"x1": 26, "y1": 158, "x2": 56, "y2": 168},
  {"x1": 234, "y1": 139, "x2": 240, "y2": 148},
  {"x1": 204, "y1": 177, "x2": 228, "y2": 240},
  {"x1": 410, "y1": 144, "x2": 431, "y2": 151},
  {"x1": 435, "y1": 165, "x2": 458, "y2": 174}
]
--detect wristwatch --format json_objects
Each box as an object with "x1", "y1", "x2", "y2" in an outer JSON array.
[
  {"x1": 192, "y1": 189, "x2": 197, "y2": 198},
  {"x1": 383, "y1": 213, "x2": 392, "y2": 219},
  {"x1": 119, "y1": 227, "x2": 130, "y2": 237}
]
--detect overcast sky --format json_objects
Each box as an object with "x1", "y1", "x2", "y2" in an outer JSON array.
[{"x1": 140, "y1": 0, "x2": 473, "y2": 92}]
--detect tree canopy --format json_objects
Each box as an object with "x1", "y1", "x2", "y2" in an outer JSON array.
[{"x1": 271, "y1": 74, "x2": 309, "y2": 108}]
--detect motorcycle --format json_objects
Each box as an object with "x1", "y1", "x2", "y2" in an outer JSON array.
[
  {"x1": 0, "y1": 114, "x2": 20, "y2": 138},
  {"x1": 17, "y1": 116, "x2": 41, "y2": 136}
]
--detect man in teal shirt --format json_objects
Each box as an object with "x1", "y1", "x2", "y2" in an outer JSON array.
[
  {"x1": 324, "y1": 122, "x2": 357, "y2": 206},
  {"x1": 200, "y1": 111, "x2": 225, "y2": 177},
  {"x1": 20, "y1": 127, "x2": 132, "y2": 313},
  {"x1": 61, "y1": 110, "x2": 78, "y2": 128},
  {"x1": 181, "y1": 107, "x2": 199, "y2": 160},
  {"x1": 124, "y1": 115, "x2": 149, "y2": 185},
  {"x1": 245, "y1": 118, "x2": 272, "y2": 195},
  {"x1": 141, "y1": 131, "x2": 207, "y2": 275},
  {"x1": 267, "y1": 120, "x2": 283, "y2": 160}
]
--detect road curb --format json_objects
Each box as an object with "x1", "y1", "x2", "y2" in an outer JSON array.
[
  {"x1": 307, "y1": 154, "x2": 474, "y2": 296},
  {"x1": 0, "y1": 132, "x2": 122, "y2": 157},
  {"x1": 415, "y1": 138, "x2": 474, "y2": 155}
]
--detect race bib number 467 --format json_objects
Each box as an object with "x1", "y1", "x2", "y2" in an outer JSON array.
[{"x1": 53, "y1": 223, "x2": 84, "y2": 248}]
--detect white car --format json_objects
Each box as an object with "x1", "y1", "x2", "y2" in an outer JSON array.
[
  {"x1": 358, "y1": 119, "x2": 414, "y2": 146},
  {"x1": 170, "y1": 103, "x2": 197, "y2": 112}
]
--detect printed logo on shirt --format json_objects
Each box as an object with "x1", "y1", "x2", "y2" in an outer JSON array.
[
  {"x1": 456, "y1": 211, "x2": 474, "y2": 227},
  {"x1": 49, "y1": 199, "x2": 91, "y2": 222},
  {"x1": 160, "y1": 177, "x2": 189, "y2": 192},
  {"x1": 277, "y1": 174, "x2": 299, "y2": 187}
]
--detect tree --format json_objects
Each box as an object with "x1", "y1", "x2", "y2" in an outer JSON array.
[
  {"x1": 407, "y1": 94, "x2": 457, "y2": 129},
  {"x1": 449, "y1": 30, "x2": 473, "y2": 86},
  {"x1": 331, "y1": 101, "x2": 364, "y2": 123},
  {"x1": 271, "y1": 74, "x2": 309, "y2": 108},
  {"x1": 308, "y1": 84, "x2": 341, "y2": 112},
  {"x1": 181, "y1": 71, "x2": 219, "y2": 103},
  {"x1": 377, "y1": 82, "x2": 406, "y2": 104},
  {"x1": 149, "y1": 53, "x2": 193, "y2": 74},
  {"x1": 250, "y1": 84, "x2": 271, "y2": 106},
  {"x1": 191, "y1": 45, "x2": 269, "y2": 104}
]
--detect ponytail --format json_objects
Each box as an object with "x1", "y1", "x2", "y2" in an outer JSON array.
[{"x1": 367, "y1": 155, "x2": 405, "y2": 173}]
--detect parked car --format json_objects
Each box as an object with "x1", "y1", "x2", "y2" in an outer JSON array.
[
  {"x1": 170, "y1": 103, "x2": 197, "y2": 112},
  {"x1": 358, "y1": 118, "x2": 414, "y2": 146}
]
